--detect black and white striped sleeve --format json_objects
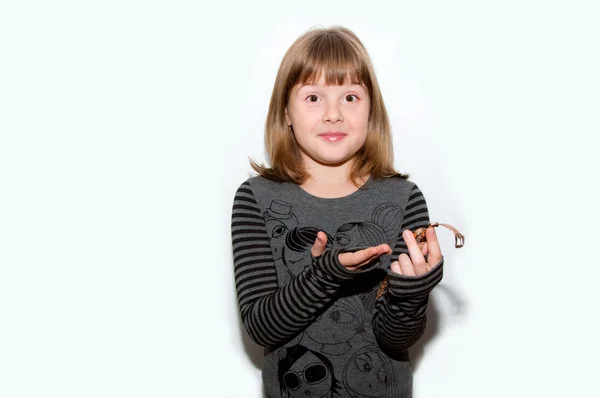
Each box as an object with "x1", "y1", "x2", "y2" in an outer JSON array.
[
  {"x1": 231, "y1": 181, "x2": 357, "y2": 347},
  {"x1": 373, "y1": 183, "x2": 444, "y2": 352}
]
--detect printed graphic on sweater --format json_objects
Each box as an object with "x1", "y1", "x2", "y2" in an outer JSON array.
[
  {"x1": 278, "y1": 344, "x2": 342, "y2": 398},
  {"x1": 264, "y1": 200, "x2": 299, "y2": 283},
  {"x1": 305, "y1": 295, "x2": 366, "y2": 356},
  {"x1": 264, "y1": 200, "x2": 403, "y2": 287},
  {"x1": 342, "y1": 345, "x2": 399, "y2": 397}
]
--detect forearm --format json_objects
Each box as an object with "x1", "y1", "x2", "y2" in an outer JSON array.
[
  {"x1": 373, "y1": 261, "x2": 443, "y2": 352},
  {"x1": 238, "y1": 250, "x2": 355, "y2": 347}
]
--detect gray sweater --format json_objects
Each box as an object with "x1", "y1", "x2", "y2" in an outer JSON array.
[{"x1": 231, "y1": 175, "x2": 443, "y2": 398}]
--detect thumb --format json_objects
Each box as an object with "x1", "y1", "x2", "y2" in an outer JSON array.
[{"x1": 311, "y1": 231, "x2": 328, "y2": 257}]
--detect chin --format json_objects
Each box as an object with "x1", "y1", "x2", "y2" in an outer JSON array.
[
  {"x1": 316, "y1": 155, "x2": 354, "y2": 166},
  {"x1": 302, "y1": 146, "x2": 359, "y2": 166}
]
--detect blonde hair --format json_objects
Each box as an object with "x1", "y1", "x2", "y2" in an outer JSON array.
[{"x1": 250, "y1": 25, "x2": 409, "y2": 185}]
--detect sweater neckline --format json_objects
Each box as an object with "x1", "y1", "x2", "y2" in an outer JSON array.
[{"x1": 290, "y1": 174, "x2": 375, "y2": 202}]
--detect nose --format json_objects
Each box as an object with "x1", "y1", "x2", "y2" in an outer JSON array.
[{"x1": 323, "y1": 101, "x2": 343, "y2": 123}]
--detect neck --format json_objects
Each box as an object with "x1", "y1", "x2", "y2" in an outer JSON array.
[
  {"x1": 300, "y1": 157, "x2": 369, "y2": 198},
  {"x1": 303, "y1": 156, "x2": 353, "y2": 184}
]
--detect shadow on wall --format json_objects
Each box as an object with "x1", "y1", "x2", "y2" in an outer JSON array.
[
  {"x1": 238, "y1": 316, "x2": 263, "y2": 369},
  {"x1": 408, "y1": 282, "x2": 466, "y2": 371},
  {"x1": 408, "y1": 297, "x2": 439, "y2": 371}
]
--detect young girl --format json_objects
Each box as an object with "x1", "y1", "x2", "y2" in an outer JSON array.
[{"x1": 231, "y1": 26, "x2": 444, "y2": 398}]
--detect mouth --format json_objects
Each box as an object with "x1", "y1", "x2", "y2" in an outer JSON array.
[{"x1": 318, "y1": 132, "x2": 347, "y2": 142}]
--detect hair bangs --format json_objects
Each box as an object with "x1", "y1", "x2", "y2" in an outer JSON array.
[{"x1": 296, "y1": 33, "x2": 372, "y2": 90}]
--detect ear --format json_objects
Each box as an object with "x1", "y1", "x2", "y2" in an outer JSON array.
[{"x1": 285, "y1": 108, "x2": 292, "y2": 127}]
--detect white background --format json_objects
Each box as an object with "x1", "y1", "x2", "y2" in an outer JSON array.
[{"x1": 1, "y1": 1, "x2": 599, "y2": 397}]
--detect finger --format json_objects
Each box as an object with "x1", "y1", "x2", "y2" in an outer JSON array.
[
  {"x1": 310, "y1": 231, "x2": 328, "y2": 257},
  {"x1": 390, "y1": 260, "x2": 402, "y2": 275},
  {"x1": 403, "y1": 230, "x2": 428, "y2": 275},
  {"x1": 341, "y1": 244, "x2": 390, "y2": 268},
  {"x1": 425, "y1": 227, "x2": 443, "y2": 269},
  {"x1": 419, "y1": 242, "x2": 428, "y2": 257},
  {"x1": 398, "y1": 253, "x2": 416, "y2": 276},
  {"x1": 420, "y1": 242, "x2": 429, "y2": 271},
  {"x1": 339, "y1": 243, "x2": 391, "y2": 268}
]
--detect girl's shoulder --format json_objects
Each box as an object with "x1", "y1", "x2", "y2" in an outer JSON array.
[
  {"x1": 239, "y1": 174, "x2": 290, "y2": 189},
  {"x1": 235, "y1": 175, "x2": 297, "y2": 198},
  {"x1": 368, "y1": 175, "x2": 418, "y2": 195}
]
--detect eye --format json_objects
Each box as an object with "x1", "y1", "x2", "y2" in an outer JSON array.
[
  {"x1": 271, "y1": 225, "x2": 288, "y2": 239},
  {"x1": 329, "y1": 309, "x2": 355, "y2": 324},
  {"x1": 283, "y1": 372, "x2": 301, "y2": 390},
  {"x1": 344, "y1": 94, "x2": 358, "y2": 102},
  {"x1": 306, "y1": 95, "x2": 319, "y2": 102},
  {"x1": 354, "y1": 354, "x2": 373, "y2": 372},
  {"x1": 335, "y1": 234, "x2": 350, "y2": 246}
]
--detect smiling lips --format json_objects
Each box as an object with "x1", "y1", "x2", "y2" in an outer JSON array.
[{"x1": 319, "y1": 132, "x2": 347, "y2": 142}]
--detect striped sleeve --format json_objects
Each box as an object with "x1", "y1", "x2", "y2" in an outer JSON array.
[
  {"x1": 231, "y1": 181, "x2": 355, "y2": 347},
  {"x1": 372, "y1": 183, "x2": 444, "y2": 352}
]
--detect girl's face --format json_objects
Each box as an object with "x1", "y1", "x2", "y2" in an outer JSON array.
[{"x1": 285, "y1": 75, "x2": 370, "y2": 168}]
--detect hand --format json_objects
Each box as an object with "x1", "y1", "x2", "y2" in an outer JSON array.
[
  {"x1": 390, "y1": 227, "x2": 442, "y2": 276},
  {"x1": 311, "y1": 231, "x2": 392, "y2": 272}
]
